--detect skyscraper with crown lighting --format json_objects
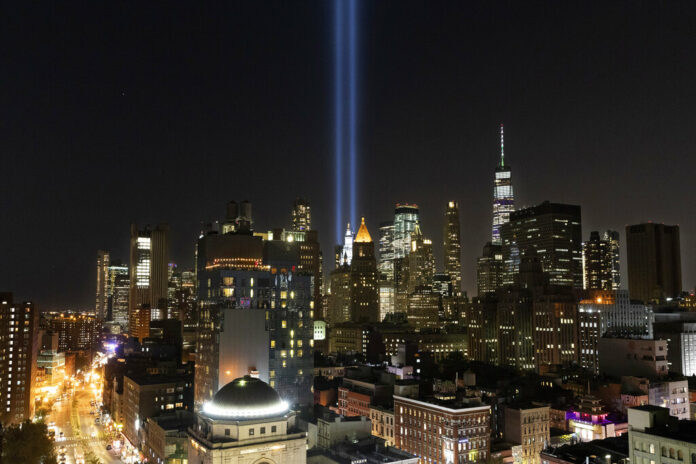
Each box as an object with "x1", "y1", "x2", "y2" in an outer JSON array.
[{"x1": 492, "y1": 124, "x2": 514, "y2": 245}]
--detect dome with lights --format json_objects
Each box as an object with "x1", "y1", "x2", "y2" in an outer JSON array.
[{"x1": 202, "y1": 375, "x2": 288, "y2": 420}]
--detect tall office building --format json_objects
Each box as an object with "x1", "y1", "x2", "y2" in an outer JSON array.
[
  {"x1": 96, "y1": 250, "x2": 110, "y2": 320},
  {"x1": 492, "y1": 124, "x2": 514, "y2": 245},
  {"x1": 501, "y1": 201, "x2": 582, "y2": 288},
  {"x1": 407, "y1": 223, "x2": 435, "y2": 293},
  {"x1": 626, "y1": 223, "x2": 682, "y2": 303},
  {"x1": 194, "y1": 202, "x2": 314, "y2": 409},
  {"x1": 129, "y1": 223, "x2": 170, "y2": 340},
  {"x1": 582, "y1": 231, "x2": 614, "y2": 291},
  {"x1": 350, "y1": 218, "x2": 380, "y2": 323},
  {"x1": 477, "y1": 242, "x2": 503, "y2": 295},
  {"x1": 0, "y1": 293, "x2": 39, "y2": 424},
  {"x1": 604, "y1": 230, "x2": 621, "y2": 290},
  {"x1": 107, "y1": 261, "x2": 129, "y2": 327},
  {"x1": 338, "y1": 223, "x2": 354, "y2": 266},
  {"x1": 291, "y1": 197, "x2": 311, "y2": 231},
  {"x1": 393, "y1": 203, "x2": 419, "y2": 259},
  {"x1": 443, "y1": 201, "x2": 462, "y2": 295},
  {"x1": 378, "y1": 221, "x2": 395, "y2": 281}
]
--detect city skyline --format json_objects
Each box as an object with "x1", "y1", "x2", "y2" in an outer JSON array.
[{"x1": 3, "y1": 2, "x2": 696, "y2": 308}]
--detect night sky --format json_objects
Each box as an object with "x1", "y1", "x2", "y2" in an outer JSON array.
[{"x1": 2, "y1": 1, "x2": 695, "y2": 309}]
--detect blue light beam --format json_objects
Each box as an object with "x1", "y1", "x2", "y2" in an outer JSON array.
[
  {"x1": 348, "y1": 0, "x2": 358, "y2": 229},
  {"x1": 334, "y1": 0, "x2": 344, "y2": 244}
]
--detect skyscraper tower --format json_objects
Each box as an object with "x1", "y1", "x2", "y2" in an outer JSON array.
[
  {"x1": 626, "y1": 223, "x2": 682, "y2": 303},
  {"x1": 393, "y1": 203, "x2": 420, "y2": 259},
  {"x1": 351, "y1": 217, "x2": 380, "y2": 323},
  {"x1": 129, "y1": 223, "x2": 169, "y2": 340},
  {"x1": 492, "y1": 124, "x2": 514, "y2": 245},
  {"x1": 291, "y1": 197, "x2": 311, "y2": 231},
  {"x1": 582, "y1": 231, "x2": 614, "y2": 291},
  {"x1": 603, "y1": 230, "x2": 621, "y2": 290},
  {"x1": 339, "y1": 222, "x2": 354, "y2": 266},
  {"x1": 443, "y1": 201, "x2": 462, "y2": 295},
  {"x1": 407, "y1": 223, "x2": 435, "y2": 293},
  {"x1": 378, "y1": 221, "x2": 395, "y2": 281},
  {"x1": 96, "y1": 250, "x2": 110, "y2": 320}
]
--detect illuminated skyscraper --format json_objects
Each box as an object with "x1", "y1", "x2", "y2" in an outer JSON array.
[
  {"x1": 407, "y1": 223, "x2": 435, "y2": 293},
  {"x1": 378, "y1": 221, "x2": 395, "y2": 281},
  {"x1": 351, "y1": 218, "x2": 380, "y2": 323},
  {"x1": 291, "y1": 197, "x2": 311, "y2": 231},
  {"x1": 129, "y1": 223, "x2": 169, "y2": 340},
  {"x1": 96, "y1": 250, "x2": 110, "y2": 320},
  {"x1": 443, "y1": 201, "x2": 462, "y2": 294},
  {"x1": 582, "y1": 231, "x2": 614, "y2": 291},
  {"x1": 338, "y1": 222, "x2": 354, "y2": 266},
  {"x1": 501, "y1": 201, "x2": 582, "y2": 288},
  {"x1": 603, "y1": 230, "x2": 621, "y2": 290},
  {"x1": 107, "y1": 261, "x2": 129, "y2": 327},
  {"x1": 393, "y1": 203, "x2": 419, "y2": 259},
  {"x1": 476, "y1": 242, "x2": 503, "y2": 295},
  {"x1": 492, "y1": 124, "x2": 514, "y2": 245}
]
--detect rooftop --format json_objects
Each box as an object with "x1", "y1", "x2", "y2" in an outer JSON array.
[
  {"x1": 308, "y1": 437, "x2": 417, "y2": 464},
  {"x1": 202, "y1": 375, "x2": 288, "y2": 420},
  {"x1": 542, "y1": 436, "x2": 628, "y2": 464}
]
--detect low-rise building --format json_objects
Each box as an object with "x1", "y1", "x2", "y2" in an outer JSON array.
[
  {"x1": 394, "y1": 395, "x2": 491, "y2": 464},
  {"x1": 370, "y1": 405, "x2": 395, "y2": 446},
  {"x1": 315, "y1": 413, "x2": 371, "y2": 449},
  {"x1": 143, "y1": 411, "x2": 194, "y2": 464},
  {"x1": 540, "y1": 436, "x2": 628, "y2": 464},
  {"x1": 505, "y1": 403, "x2": 550, "y2": 464},
  {"x1": 648, "y1": 380, "x2": 690, "y2": 420},
  {"x1": 598, "y1": 338, "x2": 668, "y2": 378},
  {"x1": 122, "y1": 374, "x2": 193, "y2": 448},
  {"x1": 628, "y1": 405, "x2": 696, "y2": 464},
  {"x1": 566, "y1": 396, "x2": 617, "y2": 442},
  {"x1": 308, "y1": 437, "x2": 419, "y2": 464},
  {"x1": 187, "y1": 376, "x2": 307, "y2": 464}
]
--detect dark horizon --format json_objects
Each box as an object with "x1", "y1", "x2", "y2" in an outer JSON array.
[{"x1": 2, "y1": 1, "x2": 695, "y2": 309}]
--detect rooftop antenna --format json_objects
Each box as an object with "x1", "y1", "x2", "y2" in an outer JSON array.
[{"x1": 500, "y1": 123, "x2": 505, "y2": 167}]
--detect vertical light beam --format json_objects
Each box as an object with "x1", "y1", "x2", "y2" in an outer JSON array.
[
  {"x1": 348, "y1": 0, "x2": 358, "y2": 229},
  {"x1": 334, "y1": 0, "x2": 344, "y2": 244}
]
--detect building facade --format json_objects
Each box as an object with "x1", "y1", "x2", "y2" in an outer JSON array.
[
  {"x1": 394, "y1": 395, "x2": 491, "y2": 464},
  {"x1": 129, "y1": 223, "x2": 170, "y2": 339},
  {"x1": 492, "y1": 124, "x2": 514, "y2": 246},
  {"x1": 504, "y1": 404, "x2": 550, "y2": 464},
  {"x1": 188, "y1": 376, "x2": 307, "y2": 464},
  {"x1": 291, "y1": 197, "x2": 311, "y2": 231},
  {"x1": 443, "y1": 201, "x2": 462, "y2": 295},
  {"x1": 393, "y1": 204, "x2": 420, "y2": 260},
  {"x1": 501, "y1": 202, "x2": 582, "y2": 288},
  {"x1": 477, "y1": 243, "x2": 503, "y2": 296},
  {"x1": 582, "y1": 231, "x2": 614, "y2": 291},
  {"x1": 96, "y1": 250, "x2": 110, "y2": 320},
  {"x1": 0, "y1": 293, "x2": 39, "y2": 424},
  {"x1": 626, "y1": 223, "x2": 682, "y2": 304}
]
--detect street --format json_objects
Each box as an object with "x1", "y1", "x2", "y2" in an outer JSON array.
[
  {"x1": 51, "y1": 389, "x2": 122, "y2": 464},
  {"x1": 48, "y1": 358, "x2": 122, "y2": 464}
]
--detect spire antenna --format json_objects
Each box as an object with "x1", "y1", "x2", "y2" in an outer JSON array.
[{"x1": 500, "y1": 123, "x2": 505, "y2": 167}]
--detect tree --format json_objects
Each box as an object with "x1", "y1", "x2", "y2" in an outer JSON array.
[
  {"x1": 1, "y1": 420, "x2": 57, "y2": 464},
  {"x1": 84, "y1": 450, "x2": 101, "y2": 464}
]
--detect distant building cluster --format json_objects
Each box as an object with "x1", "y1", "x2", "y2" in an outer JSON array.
[{"x1": 4, "y1": 127, "x2": 696, "y2": 464}]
